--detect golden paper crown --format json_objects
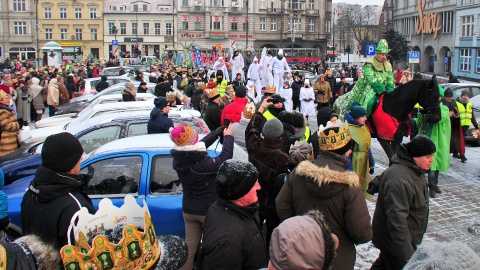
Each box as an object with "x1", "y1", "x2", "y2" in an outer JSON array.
[
  {"x1": 265, "y1": 85, "x2": 276, "y2": 94},
  {"x1": 205, "y1": 88, "x2": 219, "y2": 99},
  {"x1": 242, "y1": 105, "x2": 255, "y2": 119},
  {"x1": 60, "y1": 196, "x2": 160, "y2": 270},
  {"x1": 226, "y1": 84, "x2": 234, "y2": 92},
  {"x1": 197, "y1": 82, "x2": 205, "y2": 90},
  {"x1": 166, "y1": 91, "x2": 177, "y2": 102},
  {"x1": 318, "y1": 120, "x2": 351, "y2": 151}
]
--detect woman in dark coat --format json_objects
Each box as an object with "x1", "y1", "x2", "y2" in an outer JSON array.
[
  {"x1": 65, "y1": 75, "x2": 77, "y2": 99},
  {"x1": 170, "y1": 124, "x2": 234, "y2": 270}
]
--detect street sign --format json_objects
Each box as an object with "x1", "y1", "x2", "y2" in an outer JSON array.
[
  {"x1": 408, "y1": 51, "x2": 420, "y2": 64},
  {"x1": 366, "y1": 44, "x2": 376, "y2": 56},
  {"x1": 444, "y1": 57, "x2": 449, "y2": 65},
  {"x1": 112, "y1": 40, "x2": 118, "y2": 46},
  {"x1": 183, "y1": 16, "x2": 188, "y2": 22}
]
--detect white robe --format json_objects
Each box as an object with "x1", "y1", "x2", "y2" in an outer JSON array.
[
  {"x1": 300, "y1": 86, "x2": 315, "y2": 118},
  {"x1": 213, "y1": 61, "x2": 230, "y2": 82},
  {"x1": 248, "y1": 63, "x2": 263, "y2": 94},
  {"x1": 269, "y1": 56, "x2": 291, "y2": 93},
  {"x1": 260, "y1": 55, "x2": 274, "y2": 88},
  {"x1": 231, "y1": 53, "x2": 245, "y2": 81},
  {"x1": 279, "y1": 87, "x2": 293, "y2": 112}
]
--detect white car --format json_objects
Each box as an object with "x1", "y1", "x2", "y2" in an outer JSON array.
[
  {"x1": 69, "y1": 82, "x2": 156, "y2": 103},
  {"x1": 100, "y1": 67, "x2": 136, "y2": 77},
  {"x1": 80, "y1": 76, "x2": 134, "y2": 96},
  {"x1": 36, "y1": 93, "x2": 155, "y2": 129}
]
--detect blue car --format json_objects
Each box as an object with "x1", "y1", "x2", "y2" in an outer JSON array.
[{"x1": 5, "y1": 133, "x2": 235, "y2": 237}]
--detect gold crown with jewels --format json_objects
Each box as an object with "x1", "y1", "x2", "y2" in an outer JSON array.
[
  {"x1": 265, "y1": 85, "x2": 276, "y2": 94},
  {"x1": 318, "y1": 120, "x2": 351, "y2": 151}
]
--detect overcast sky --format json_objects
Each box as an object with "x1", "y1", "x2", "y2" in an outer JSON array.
[{"x1": 333, "y1": 0, "x2": 384, "y2": 5}]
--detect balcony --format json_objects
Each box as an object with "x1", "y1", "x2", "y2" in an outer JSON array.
[
  {"x1": 230, "y1": 7, "x2": 244, "y2": 13},
  {"x1": 189, "y1": 6, "x2": 205, "y2": 12},
  {"x1": 306, "y1": 10, "x2": 319, "y2": 15}
]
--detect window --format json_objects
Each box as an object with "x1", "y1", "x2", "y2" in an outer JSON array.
[
  {"x1": 402, "y1": 17, "x2": 411, "y2": 35},
  {"x1": 78, "y1": 126, "x2": 122, "y2": 154},
  {"x1": 154, "y1": 23, "x2": 161, "y2": 35},
  {"x1": 13, "y1": 0, "x2": 26, "y2": 12},
  {"x1": 90, "y1": 28, "x2": 98, "y2": 40},
  {"x1": 183, "y1": 21, "x2": 188, "y2": 30},
  {"x1": 325, "y1": 20, "x2": 331, "y2": 33},
  {"x1": 127, "y1": 123, "x2": 148, "y2": 137},
  {"x1": 108, "y1": 22, "x2": 115, "y2": 34},
  {"x1": 459, "y1": 48, "x2": 471, "y2": 71},
  {"x1": 243, "y1": 22, "x2": 248, "y2": 31},
  {"x1": 75, "y1": 8, "x2": 82, "y2": 19},
  {"x1": 260, "y1": 0, "x2": 266, "y2": 8},
  {"x1": 75, "y1": 29, "x2": 83, "y2": 40},
  {"x1": 231, "y1": 22, "x2": 237, "y2": 31},
  {"x1": 209, "y1": 0, "x2": 224, "y2": 7},
  {"x1": 14, "y1": 22, "x2": 27, "y2": 35},
  {"x1": 90, "y1": 8, "x2": 97, "y2": 19},
  {"x1": 45, "y1": 28, "x2": 52, "y2": 40},
  {"x1": 143, "y1": 4, "x2": 147, "y2": 11},
  {"x1": 211, "y1": 17, "x2": 221, "y2": 30},
  {"x1": 44, "y1": 7, "x2": 52, "y2": 19},
  {"x1": 442, "y1": 11, "x2": 453, "y2": 34},
  {"x1": 309, "y1": 0, "x2": 314, "y2": 10},
  {"x1": 195, "y1": 22, "x2": 201, "y2": 30},
  {"x1": 271, "y1": 18, "x2": 277, "y2": 31},
  {"x1": 132, "y1": 23, "x2": 138, "y2": 35},
  {"x1": 60, "y1": 7, "x2": 67, "y2": 19},
  {"x1": 182, "y1": 0, "x2": 188, "y2": 6},
  {"x1": 260, "y1": 17, "x2": 266, "y2": 31},
  {"x1": 309, "y1": 18, "x2": 314, "y2": 32},
  {"x1": 150, "y1": 155, "x2": 181, "y2": 194},
  {"x1": 461, "y1": 16, "x2": 474, "y2": 37},
  {"x1": 112, "y1": 6, "x2": 116, "y2": 11},
  {"x1": 462, "y1": 0, "x2": 474, "y2": 5},
  {"x1": 60, "y1": 28, "x2": 67, "y2": 40},
  {"x1": 166, "y1": 23, "x2": 172, "y2": 35},
  {"x1": 80, "y1": 155, "x2": 141, "y2": 196},
  {"x1": 143, "y1": 23, "x2": 149, "y2": 34},
  {"x1": 289, "y1": 18, "x2": 301, "y2": 31},
  {"x1": 133, "y1": 4, "x2": 138, "y2": 11},
  {"x1": 120, "y1": 23, "x2": 126, "y2": 34}
]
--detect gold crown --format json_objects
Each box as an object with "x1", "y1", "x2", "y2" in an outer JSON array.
[
  {"x1": 166, "y1": 91, "x2": 177, "y2": 102},
  {"x1": 60, "y1": 196, "x2": 160, "y2": 270},
  {"x1": 205, "y1": 88, "x2": 219, "y2": 99},
  {"x1": 226, "y1": 84, "x2": 234, "y2": 92},
  {"x1": 318, "y1": 121, "x2": 351, "y2": 151},
  {"x1": 197, "y1": 82, "x2": 205, "y2": 90},
  {"x1": 242, "y1": 105, "x2": 255, "y2": 119},
  {"x1": 265, "y1": 85, "x2": 276, "y2": 94}
]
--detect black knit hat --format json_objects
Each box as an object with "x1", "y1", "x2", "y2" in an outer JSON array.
[
  {"x1": 154, "y1": 96, "x2": 169, "y2": 110},
  {"x1": 216, "y1": 160, "x2": 259, "y2": 200},
  {"x1": 216, "y1": 70, "x2": 223, "y2": 77},
  {"x1": 405, "y1": 135, "x2": 436, "y2": 157},
  {"x1": 444, "y1": 89, "x2": 453, "y2": 98},
  {"x1": 42, "y1": 132, "x2": 84, "y2": 172},
  {"x1": 235, "y1": 85, "x2": 247, "y2": 98},
  {"x1": 291, "y1": 112, "x2": 304, "y2": 128}
]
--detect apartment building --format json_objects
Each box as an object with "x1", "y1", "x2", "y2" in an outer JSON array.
[{"x1": 454, "y1": 0, "x2": 480, "y2": 79}]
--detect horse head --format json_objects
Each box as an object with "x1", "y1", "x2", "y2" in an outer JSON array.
[{"x1": 417, "y1": 78, "x2": 441, "y2": 124}]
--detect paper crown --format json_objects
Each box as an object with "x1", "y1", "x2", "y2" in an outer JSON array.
[
  {"x1": 318, "y1": 120, "x2": 351, "y2": 151},
  {"x1": 242, "y1": 105, "x2": 255, "y2": 119},
  {"x1": 166, "y1": 91, "x2": 177, "y2": 102},
  {"x1": 226, "y1": 84, "x2": 234, "y2": 92},
  {"x1": 265, "y1": 86, "x2": 276, "y2": 94},
  {"x1": 205, "y1": 88, "x2": 220, "y2": 99},
  {"x1": 197, "y1": 82, "x2": 205, "y2": 90},
  {"x1": 60, "y1": 196, "x2": 160, "y2": 270}
]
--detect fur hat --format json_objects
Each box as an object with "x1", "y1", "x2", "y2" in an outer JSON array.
[
  {"x1": 42, "y1": 132, "x2": 84, "y2": 172},
  {"x1": 317, "y1": 107, "x2": 338, "y2": 127},
  {"x1": 31, "y1": 77, "x2": 40, "y2": 84},
  {"x1": 170, "y1": 124, "x2": 199, "y2": 147},
  {"x1": 253, "y1": 57, "x2": 258, "y2": 62},
  {"x1": 349, "y1": 102, "x2": 367, "y2": 119},
  {"x1": 270, "y1": 94, "x2": 284, "y2": 104},
  {"x1": 216, "y1": 160, "x2": 259, "y2": 200},
  {"x1": 289, "y1": 141, "x2": 313, "y2": 164},
  {"x1": 405, "y1": 135, "x2": 436, "y2": 157},
  {"x1": 154, "y1": 96, "x2": 169, "y2": 110},
  {"x1": 262, "y1": 118, "x2": 284, "y2": 139}
]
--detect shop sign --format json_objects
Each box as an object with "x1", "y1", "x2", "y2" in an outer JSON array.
[
  {"x1": 210, "y1": 32, "x2": 225, "y2": 40},
  {"x1": 415, "y1": 0, "x2": 441, "y2": 39},
  {"x1": 58, "y1": 42, "x2": 84, "y2": 47},
  {"x1": 180, "y1": 33, "x2": 203, "y2": 38},
  {"x1": 227, "y1": 34, "x2": 253, "y2": 39},
  {"x1": 124, "y1": 38, "x2": 144, "y2": 42}
]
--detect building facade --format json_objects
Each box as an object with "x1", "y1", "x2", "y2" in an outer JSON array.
[
  {"x1": 0, "y1": 0, "x2": 37, "y2": 61},
  {"x1": 454, "y1": 0, "x2": 480, "y2": 80},
  {"x1": 38, "y1": 0, "x2": 104, "y2": 61},
  {"x1": 175, "y1": 0, "x2": 331, "y2": 56},
  {"x1": 103, "y1": 0, "x2": 175, "y2": 60},
  {"x1": 392, "y1": 0, "x2": 456, "y2": 73}
]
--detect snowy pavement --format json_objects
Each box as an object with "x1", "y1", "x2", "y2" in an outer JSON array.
[{"x1": 354, "y1": 138, "x2": 480, "y2": 269}]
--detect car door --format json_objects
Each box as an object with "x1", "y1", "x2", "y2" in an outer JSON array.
[{"x1": 145, "y1": 153, "x2": 184, "y2": 236}]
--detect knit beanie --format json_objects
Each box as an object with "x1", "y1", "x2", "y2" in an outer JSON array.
[
  {"x1": 216, "y1": 160, "x2": 259, "y2": 200},
  {"x1": 262, "y1": 118, "x2": 284, "y2": 139},
  {"x1": 234, "y1": 85, "x2": 247, "y2": 98},
  {"x1": 444, "y1": 88, "x2": 453, "y2": 98},
  {"x1": 289, "y1": 141, "x2": 313, "y2": 164},
  {"x1": 42, "y1": 132, "x2": 84, "y2": 172},
  {"x1": 170, "y1": 125, "x2": 199, "y2": 147},
  {"x1": 154, "y1": 96, "x2": 169, "y2": 110},
  {"x1": 317, "y1": 107, "x2": 338, "y2": 127},
  {"x1": 291, "y1": 112, "x2": 305, "y2": 128},
  {"x1": 349, "y1": 102, "x2": 367, "y2": 119},
  {"x1": 404, "y1": 241, "x2": 480, "y2": 270},
  {"x1": 405, "y1": 135, "x2": 436, "y2": 157}
]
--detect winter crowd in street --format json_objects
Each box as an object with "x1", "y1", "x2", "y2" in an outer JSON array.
[{"x1": 0, "y1": 39, "x2": 480, "y2": 269}]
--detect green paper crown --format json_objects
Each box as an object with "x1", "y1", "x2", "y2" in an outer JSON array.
[{"x1": 376, "y1": 39, "x2": 391, "y2": 54}]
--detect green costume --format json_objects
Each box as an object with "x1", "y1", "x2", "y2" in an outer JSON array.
[
  {"x1": 349, "y1": 123, "x2": 372, "y2": 199},
  {"x1": 335, "y1": 39, "x2": 394, "y2": 119}
]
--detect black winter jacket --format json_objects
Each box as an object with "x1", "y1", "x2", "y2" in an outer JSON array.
[
  {"x1": 197, "y1": 199, "x2": 267, "y2": 270},
  {"x1": 147, "y1": 108, "x2": 174, "y2": 134},
  {"x1": 20, "y1": 166, "x2": 95, "y2": 251},
  {"x1": 204, "y1": 101, "x2": 222, "y2": 131},
  {"x1": 291, "y1": 80, "x2": 303, "y2": 98},
  {"x1": 96, "y1": 76, "x2": 109, "y2": 92},
  {"x1": 171, "y1": 132, "x2": 234, "y2": 215},
  {"x1": 154, "y1": 81, "x2": 172, "y2": 97},
  {"x1": 372, "y1": 145, "x2": 429, "y2": 265}
]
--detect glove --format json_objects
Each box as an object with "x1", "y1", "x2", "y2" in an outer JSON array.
[
  {"x1": 371, "y1": 82, "x2": 386, "y2": 95},
  {"x1": 213, "y1": 126, "x2": 225, "y2": 137},
  {"x1": 386, "y1": 83, "x2": 395, "y2": 93},
  {"x1": 367, "y1": 181, "x2": 379, "y2": 195},
  {"x1": 369, "y1": 166, "x2": 375, "y2": 175}
]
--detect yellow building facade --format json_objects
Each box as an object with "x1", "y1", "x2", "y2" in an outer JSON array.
[{"x1": 39, "y1": 0, "x2": 104, "y2": 61}]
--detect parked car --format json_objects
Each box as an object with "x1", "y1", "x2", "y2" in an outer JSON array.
[
  {"x1": 80, "y1": 76, "x2": 133, "y2": 96},
  {"x1": 441, "y1": 83, "x2": 480, "y2": 100},
  {"x1": 464, "y1": 94, "x2": 480, "y2": 146},
  {"x1": 0, "y1": 112, "x2": 209, "y2": 185},
  {"x1": 100, "y1": 66, "x2": 135, "y2": 76},
  {"x1": 4, "y1": 133, "x2": 246, "y2": 237}
]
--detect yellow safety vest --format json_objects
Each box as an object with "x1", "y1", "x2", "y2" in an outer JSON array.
[
  {"x1": 263, "y1": 109, "x2": 276, "y2": 120},
  {"x1": 299, "y1": 126, "x2": 311, "y2": 142},
  {"x1": 213, "y1": 79, "x2": 228, "y2": 97},
  {"x1": 456, "y1": 101, "x2": 473, "y2": 127}
]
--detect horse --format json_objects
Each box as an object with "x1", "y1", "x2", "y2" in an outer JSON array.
[{"x1": 367, "y1": 79, "x2": 441, "y2": 162}]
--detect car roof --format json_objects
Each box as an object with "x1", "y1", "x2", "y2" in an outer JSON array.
[
  {"x1": 92, "y1": 134, "x2": 183, "y2": 155},
  {"x1": 97, "y1": 93, "x2": 154, "y2": 101},
  {"x1": 442, "y1": 83, "x2": 480, "y2": 88},
  {"x1": 84, "y1": 76, "x2": 131, "y2": 81}
]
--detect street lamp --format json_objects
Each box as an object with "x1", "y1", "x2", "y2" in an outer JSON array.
[
  {"x1": 245, "y1": 0, "x2": 249, "y2": 48},
  {"x1": 34, "y1": 0, "x2": 39, "y2": 69},
  {"x1": 332, "y1": 8, "x2": 338, "y2": 61}
]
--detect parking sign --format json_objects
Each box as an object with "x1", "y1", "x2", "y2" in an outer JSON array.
[
  {"x1": 366, "y1": 44, "x2": 376, "y2": 56},
  {"x1": 112, "y1": 40, "x2": 118, "y2": 46},
  {"x1": 408, "y1": 51, "x2": 420, "y2": 64}
]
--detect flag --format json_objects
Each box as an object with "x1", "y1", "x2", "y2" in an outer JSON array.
[{"x1": 195, "y1": 47, "x2": 202, "y2": 69}]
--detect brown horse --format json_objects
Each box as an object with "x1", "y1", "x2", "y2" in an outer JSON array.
[{"x1": 367, "y1": 79, "x2": 441, "y2": 162}]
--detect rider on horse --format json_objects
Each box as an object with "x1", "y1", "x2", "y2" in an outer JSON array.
[{"x1": 335, "y1": 39, "x2": 395, "y2": 119}]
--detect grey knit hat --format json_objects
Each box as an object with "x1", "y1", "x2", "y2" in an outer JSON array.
[
  {"x1": 262, "y1": 118, "x2": 284, "y2": 139},
  {"x1": 404, "y1": 241, "x2": 480, "y2": 270},
  {"x1": 289, "y1": 141, "x2": 313, "y2": 164}
]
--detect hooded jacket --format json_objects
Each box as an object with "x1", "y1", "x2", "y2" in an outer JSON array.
[
  {"x1": 147, "y1": 108, "x2": 173, "y2": 134},
  {"x1": 96, "y1": 75, "x2": 109, "y2": 92},
  {"x1": 220, "y1": 97, "x2": 248, "y2": 126},
  {"x1": 0, "y1": 104, "x2": 20, "y2": 157},
  {"x1": 20, "y1": 165, "x2": 95, "y2": 251},
  {"x1": 46, "y1": 78, "x2": 59, "y2": 106},
  {"x1": 276, "y1": 151, "x2": 372, "y2": 270},
  {"x1": 371, "y1": 145, "x2": 429, "y2": 265}
]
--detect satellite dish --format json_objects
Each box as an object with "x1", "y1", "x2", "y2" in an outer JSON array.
[{"x1": 71, "y1": 35, "x2": 76, "y2": 40}]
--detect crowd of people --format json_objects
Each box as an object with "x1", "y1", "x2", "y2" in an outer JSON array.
[{"x1": 1, "y1": 39, "x2": 479, "y2": 269}]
